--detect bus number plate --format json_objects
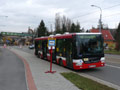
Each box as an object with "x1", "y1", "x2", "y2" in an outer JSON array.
[{"x1": 89, "y1": 65, "x2": 96, "y2": 68}]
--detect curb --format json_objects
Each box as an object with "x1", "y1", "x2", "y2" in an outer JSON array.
[{"x1": 77, "y1": 72, "x2": 120, "y2": 90}]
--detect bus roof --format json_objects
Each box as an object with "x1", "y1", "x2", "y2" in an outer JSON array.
[
  {"x1": 75, "y1": 33, "x2": 101, "y2": 35},
  {"x1": 35, "y1": 33, "x2": 101, "y2": 41}
]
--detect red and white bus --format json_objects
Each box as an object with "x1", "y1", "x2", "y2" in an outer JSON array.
[{"x1": 34, "y1": 33, "x2": 105, "y2": 70}]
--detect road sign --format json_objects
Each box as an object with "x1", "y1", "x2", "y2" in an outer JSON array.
[
  {"x1": 48, "y1": 40, "x2": 55, "y2": 46},
  {"x1": 48, "y1": 37, "x2": 56, "y2": 50}
]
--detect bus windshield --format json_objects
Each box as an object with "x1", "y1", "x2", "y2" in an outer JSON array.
[{"x1": 76, "y1": 34, "x2": 104, "y2": 56}]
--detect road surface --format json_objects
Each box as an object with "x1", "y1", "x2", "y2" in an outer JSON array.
[{"x1": 0, "y1": 47, "x2": 27, "y2": 90}]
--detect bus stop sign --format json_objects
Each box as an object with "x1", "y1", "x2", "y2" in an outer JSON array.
[
  {"x1": 48, "y1": 40, "x2": 55, "y2": 46},
  {"x1": 48, "y1": 37, "x2": 56, "y2": 50},
  {"x1": 45, "y1": 37, "x2": 56, "y2": 73}
]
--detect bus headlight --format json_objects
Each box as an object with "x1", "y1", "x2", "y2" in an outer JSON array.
[{"x1": 100, "y1": 57, "x2": 105, "y2": 63}]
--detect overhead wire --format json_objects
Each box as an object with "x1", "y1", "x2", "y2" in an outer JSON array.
[
  {"x1": 44, "y1": 3, "x2": 120, "y2": 29},
  {"x1": 80, "y1": 12, "x2": 120, "y2": 23},
  {"x1": 72, "y1": 3, "x2": 120, "y2": 20}
]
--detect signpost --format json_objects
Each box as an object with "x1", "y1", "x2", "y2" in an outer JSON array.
[{"x1": 45, "y1": 37, "x2": 56, "y2": 74}]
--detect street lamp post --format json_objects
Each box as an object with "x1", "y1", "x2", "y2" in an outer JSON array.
[{"x1": 91, "y1": 5, "x2": 102, "y2": 32}]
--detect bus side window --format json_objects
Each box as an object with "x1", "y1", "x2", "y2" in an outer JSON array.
[
  {"x1": 56, "y1": 39, "x2": 64, "y2": 56},
  {"x1": 38, "y1": 40, "x2": 42, "y2": 50}
]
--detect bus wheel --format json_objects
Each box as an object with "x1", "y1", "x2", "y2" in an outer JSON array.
[
  {"x1": 39, "y1": 54, "x2": 42, "y2": 59},
  {"x1": 59, "y1": 59, "x2": 63, "y2": 66},
  {"x1": 37, "y1": 53, "x2": 40, "y2": 58}
]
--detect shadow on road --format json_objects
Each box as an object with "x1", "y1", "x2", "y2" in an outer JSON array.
[{"x1": 75, "y1": 67, "x2": 103, "y2": 73}]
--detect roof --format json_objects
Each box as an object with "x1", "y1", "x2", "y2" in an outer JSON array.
[{"x1": 90, "y1": 29, "x2": 114, "y2": 41}]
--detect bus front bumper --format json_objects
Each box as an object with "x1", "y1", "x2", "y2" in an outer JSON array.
[{"x1": 73, "y1": 61, "x2": 105, "y2": 70}]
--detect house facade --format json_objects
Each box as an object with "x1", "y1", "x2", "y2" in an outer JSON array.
[{"x1": 90, "y1": 29, "x2": 115, "y2": 48}]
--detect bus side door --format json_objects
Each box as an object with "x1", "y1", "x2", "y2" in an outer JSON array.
[
  {"x1": 42, "y1": 40, "x2": 47, "y2": 59},
  {"x1": 65, "y1": 39, "x2": 73, "y2": 68}
]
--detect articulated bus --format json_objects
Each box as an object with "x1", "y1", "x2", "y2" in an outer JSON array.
[{"x1": 34, "y1": 33, "x2": 105, "y2": 70}]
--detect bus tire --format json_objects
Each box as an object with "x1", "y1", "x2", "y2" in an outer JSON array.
[
  {"x1": 39, "y1": 54, "x2": 42, "y2": 59},
  {"x1": 37, "y1": 53, "x2": 40, "y2": 58}
]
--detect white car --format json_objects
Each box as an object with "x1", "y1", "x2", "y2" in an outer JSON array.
[{"x1": 29, "y1": 44, "x2": 34, "y2": 49}]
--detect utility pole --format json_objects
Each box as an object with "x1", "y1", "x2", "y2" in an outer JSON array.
[{"x1": 91, "y1": 5, "x2": 102, "y2": 32}]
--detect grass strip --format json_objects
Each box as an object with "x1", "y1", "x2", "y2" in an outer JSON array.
[
  {"x1": 61, "y1": 72, "x2": 116, "y2": 90},
  {"x1": 104, "y1": 50, "x2": 120, "y2": 55}
]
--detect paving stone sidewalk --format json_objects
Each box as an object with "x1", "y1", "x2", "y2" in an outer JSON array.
[{"x1": 11, "y1": 48, "x2": 80, "y2": 90}]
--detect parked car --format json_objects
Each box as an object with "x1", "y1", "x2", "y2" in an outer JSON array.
[{"x1": 29, "y1": 44, "x2": 34, "y2": 49}]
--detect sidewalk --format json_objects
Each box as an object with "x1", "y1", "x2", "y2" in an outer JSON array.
[{"x1": 11, "y1": 48, "x2": 80, "y2": 90}]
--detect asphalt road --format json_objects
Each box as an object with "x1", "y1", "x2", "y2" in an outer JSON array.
[
  {"x1": 13, "y1": 46, "x2": 120, "y2": 86},
  {"x1": 0, "y1": 47, "x2": 27, "y2": 90}
]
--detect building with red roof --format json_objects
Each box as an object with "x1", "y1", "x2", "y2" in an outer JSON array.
[{"x1": 90, "y1": 29, "x2": 115, "y2": 46}]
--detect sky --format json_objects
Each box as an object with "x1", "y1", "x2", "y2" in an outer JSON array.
[{"x1": 0, "y1": 0, "x2": 120, "y2": 32}]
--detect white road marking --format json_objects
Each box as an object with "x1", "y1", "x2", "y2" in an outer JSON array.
[
  {"x1": 106, "y1": 64, "x2": 120, "y2": 69},
  {"x1": 106, "y1": 57, "x2": 120, "y2": 60}
]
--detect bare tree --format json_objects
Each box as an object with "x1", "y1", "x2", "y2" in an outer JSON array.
[
  {"x1": 54, "y1": 14, "x2": 83, "y2": 33},
  {"x1": 55, "y1": 13, "x2": 61, "y2": 34},
  {"x1": 66, "y1": 18, "x2": 72, "y2": 32}
]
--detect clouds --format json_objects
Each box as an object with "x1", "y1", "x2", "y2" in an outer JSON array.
[{"x1": 0, "y1": 0, "x2": 120, "y2": 32}]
